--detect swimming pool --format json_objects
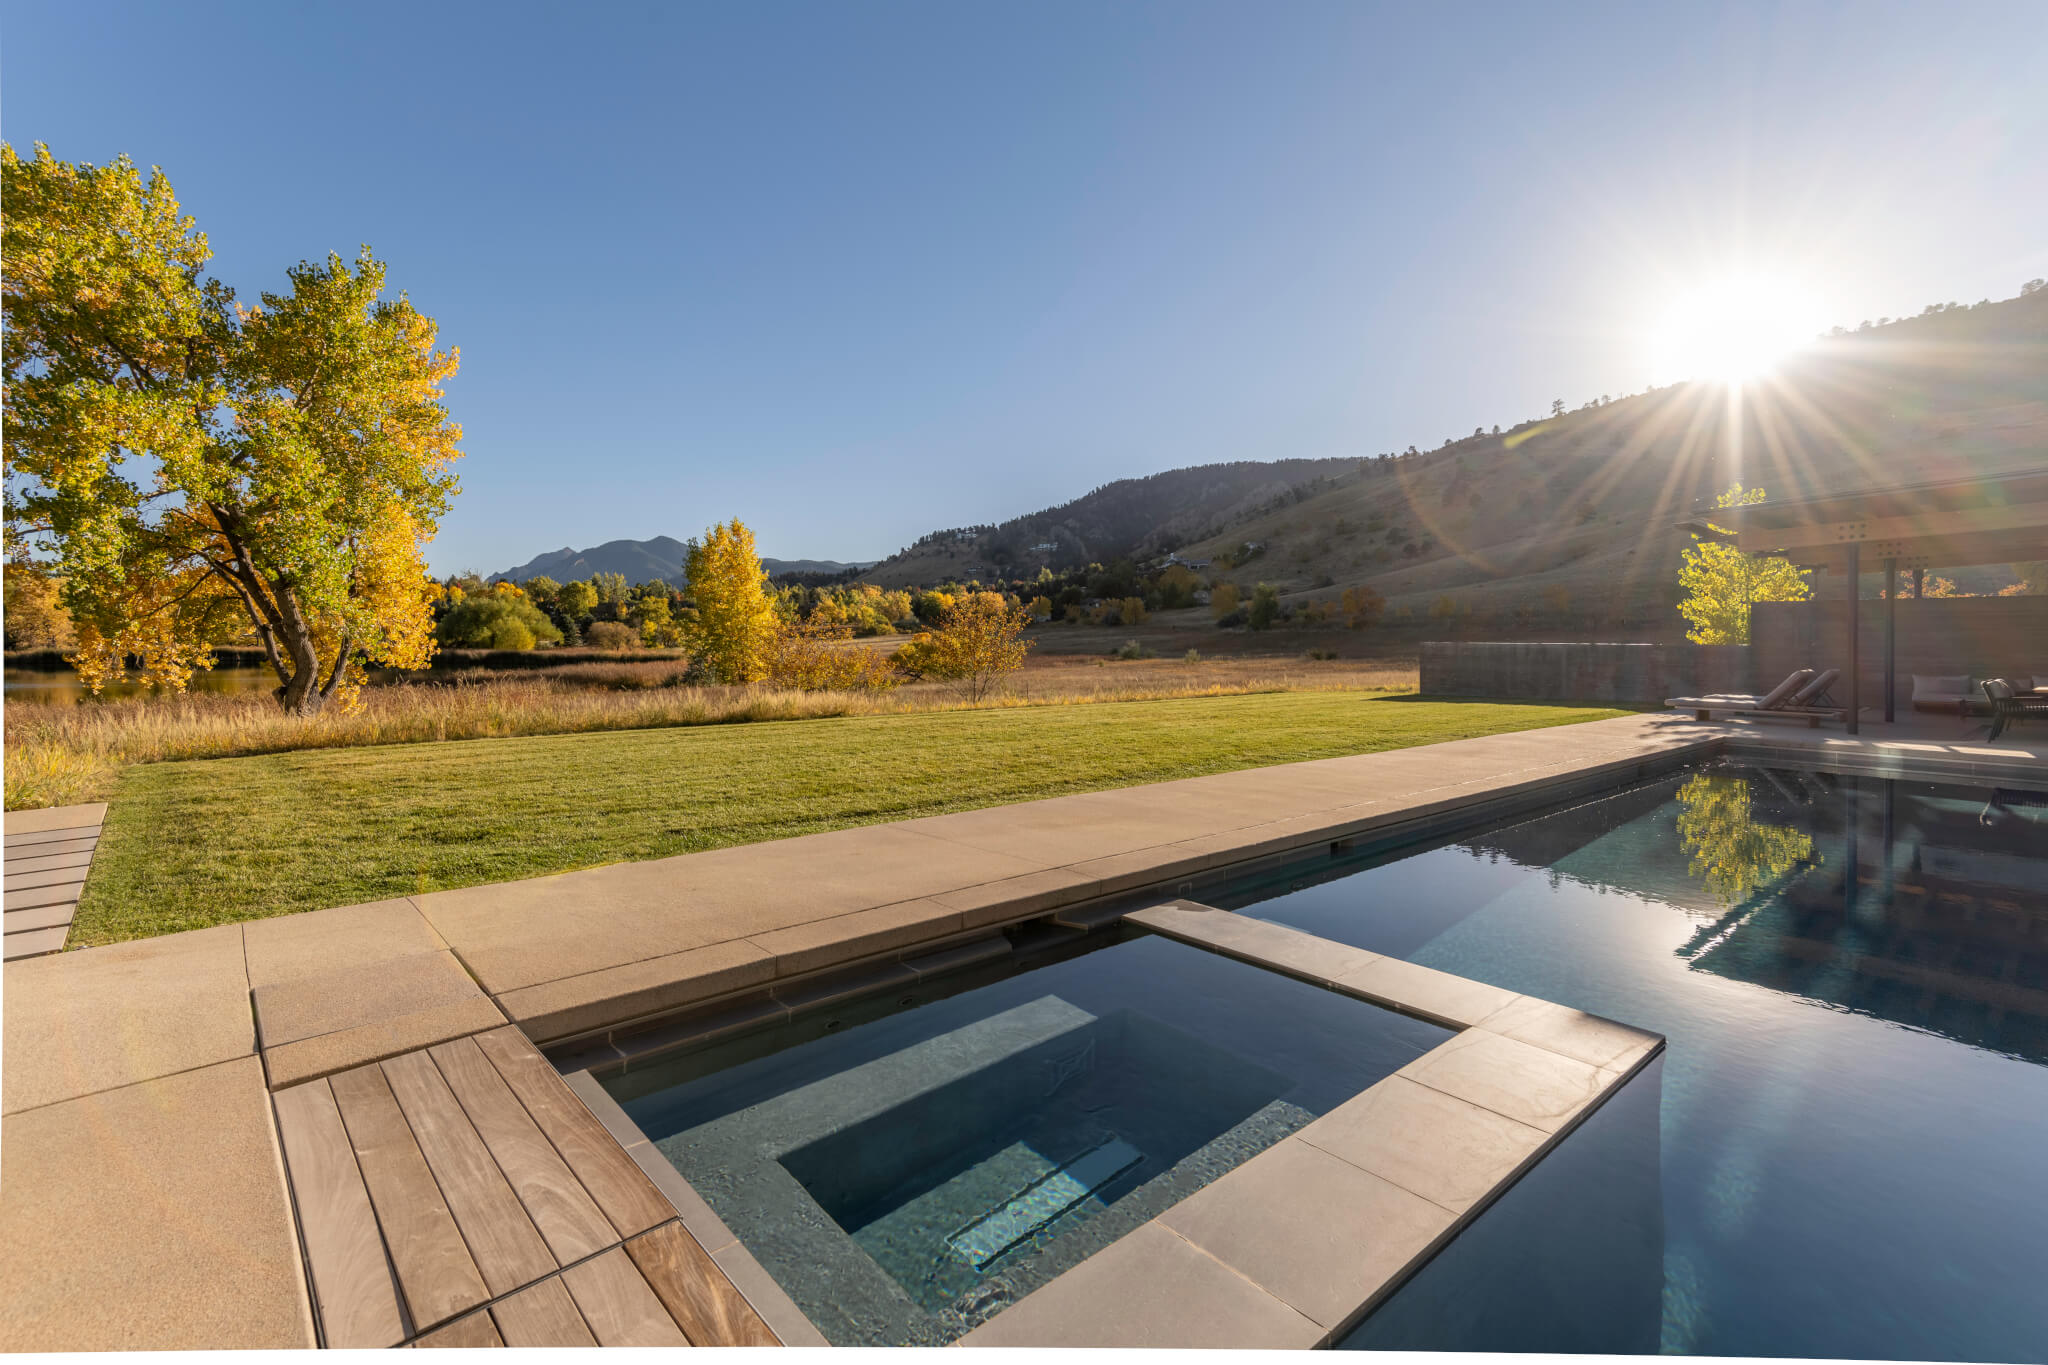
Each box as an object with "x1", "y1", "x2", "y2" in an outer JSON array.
[
  {"x1": 607, "y1": 929, "x2": 1451, "y2": 1345},
  {"x1": 1218, "y1": 760, "x2": 2048, "y2": 1360}
]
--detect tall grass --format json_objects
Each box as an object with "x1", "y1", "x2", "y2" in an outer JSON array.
[{"x1": 4, "y1": 658, "x2": 1416, "y2": 810}]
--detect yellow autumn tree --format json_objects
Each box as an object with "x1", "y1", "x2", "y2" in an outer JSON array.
[
  {"x1": 891, "y1": 592, "x2": 1033, "y2": 702},
  {"x1": 2, "y1": 145, "x2": 455, "y2": 713},
  {"x1": 761, "y1": 615, "x2": 899, "y2": 692},
  {"x1": 680, "y1": 519, "x2": 778, "y2": 682},
  {"x1": 1676, "y1": 485, "x2": 1811, "y2": 644}
]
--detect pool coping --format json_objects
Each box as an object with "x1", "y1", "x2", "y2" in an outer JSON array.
[{"x1": 564, "y1": 900, "x2": 1662, "y2": 1349}]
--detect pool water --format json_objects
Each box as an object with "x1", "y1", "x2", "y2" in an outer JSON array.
[
  {"x1": 1223, "y1": 761, "x2": 2048, "y2": 1361},
  {"x1": 608, "y1": 931, "x2": 1449, "y2": 1345}
]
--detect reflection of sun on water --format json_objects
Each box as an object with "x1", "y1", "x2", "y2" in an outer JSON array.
[{"x1": 1650, "y1": 273, "x2": 1823, "y2": 386}]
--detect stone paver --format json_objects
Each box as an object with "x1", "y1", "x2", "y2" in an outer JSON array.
[
  {"x1": 1401, "y1": 1026, "x2": 1612, "y2": 1132},
  {"x1": 243, "y1": 897, "x2": 448, "y2": 987},
  {"x1": 2, "y1": 922, "x2": 252, "y2": 1115},
  {"x1": 2, "y1": 802, "x2": 107, "y2": 836},
  {"x1": 253, "y1": 950, "x2": 487, "y2": 1048},
  {"x1": 1156, "y1": 1136, "x2": 1457, "y2": 1331},
  {"x1": 2, "y1": 802, "x2": 107, "y2": 961},
  {"x1": 954, "y1": 1221, "x2": 1324, "y2": 1348},
  {"x1": 1294, "y1": 1074, "x2": 1550, "y2": 1213},
  {"x1": 0, "y1": 1056, "x2": 311, "y2": 1350}
]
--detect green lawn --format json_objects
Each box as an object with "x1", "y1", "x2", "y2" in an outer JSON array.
[{"x1": 74, "y1": 692, "x2": 1627, "y2": 946}]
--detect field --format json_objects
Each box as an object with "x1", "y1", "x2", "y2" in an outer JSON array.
[
  {"x1": 4, "y1": 649, "x2": 1416, "y2": 809},
  {"x1": 71, "y1": 690, "x2": 1625, "y2": 947}
]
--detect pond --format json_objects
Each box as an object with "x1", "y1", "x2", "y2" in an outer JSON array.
[{"x1": 1, "y1": 667, "x2": 281, "y2": 704}]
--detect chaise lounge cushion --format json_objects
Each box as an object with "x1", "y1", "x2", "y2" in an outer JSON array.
[{"x1": 1911, "y1": 674, "x2": 1975, "y2": 711}]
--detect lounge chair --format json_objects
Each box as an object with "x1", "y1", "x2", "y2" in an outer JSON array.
[
  {"x1": 1667, "y1": 668, "x2": 1848, "y2": 726},
  {"x1": 1982, "y1": 678, "x2": 2048, "y2": 743}
]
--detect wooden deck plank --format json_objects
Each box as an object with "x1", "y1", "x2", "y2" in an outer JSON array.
[
  {"x1": 428, "y1": 1036, "x2": 617, "y2": 1264},
  {"x1": 3, "y1": 850, "x2": 95, "y2": 875},
  {"x1": 560, "y1": 1247, "x2": 690, "y2": 1347},
  {"x1": 1, "y1": 824, "x2": 103, "y2": 848},
  {"x1": 381, "y1": 1051, "x2": 557, "y2": 1297},
  {"x1": 329, "y1": 1063, "x2": 490, "y2": 1330},
  {"x1": 272, "y1": 1079, "x2": 408, "y2": 1349},
  {"x1": 472, "y1": 1026, "x2": 672, "y2": 1239},
  {"x1": 626, "y1": 1220, "x2": 778, "y2": 1346},
  {"x1": 2, "y1": 835, "x2": 97, "y2": 861},
  {"x1": 489, "y1": 1276, "x2": 598, "y2": 1347},
  {"x1": 412, "y1": 1311, "x2": 503, "y2": 1348}
]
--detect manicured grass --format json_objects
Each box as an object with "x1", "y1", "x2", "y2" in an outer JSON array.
[{"x1": 74, "y1": 692, "x2": 1627, "y2": 946}]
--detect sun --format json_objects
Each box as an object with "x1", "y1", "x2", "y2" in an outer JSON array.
[{"x1": 1649, "y1": 274, "x2": 1821, "y2": 385}]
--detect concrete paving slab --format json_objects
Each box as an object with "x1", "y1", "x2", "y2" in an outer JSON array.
[
  {"x1": 1126, "y1": 900, "x2": 1382, "y2": 985},
  {"x1": 2, "y1": 925, "x2": 69, "y2": 960},
  {"x1": 3, "y1": 922, "x2": 253, "y2": 1115},
  {"x1": 4, "y1": 878, "x2": 86, "y2": 908},
  {"x1": 1400, "y1": 1027, "x2": 1610, "y2": 1132},
  {"x1": 3, "y1": 849, "x2": 95, "y2": 876},
  {"x1": 243, "y1": 897, "x2": 447, "y2": 988},
  {"x1": 1294, "y1": 1075, "x2": 1550, "y2": 1213},
  {"x1": 0, "y1": 1056, "x2": 312, "y2": 1349},
  {"x1": 3, "y1": 803, "x2": 107, "y2": 836},
  {"x1": 1334, "y1": 954, "x2": 1522, "y2": 1029},
  {"x1": 1156, "y1": 1135, "x2": 1457, "y2": 1331},
  {"x1": 4, "y1": 902, "x2": 77, "y2": 934},
  {"x1": 746, "y1": 897, "x2": 963, "y2": 976},
  {"x1": 1477, "y1": 995, "x2": 1662, "y2": 1071},
  {"x1": 259, "y1": 995, "x2": 509, "y2": 1090},
  {"x1": 252, "y1": 949, "x2": 485, "y2": 1048},
  {"x1": 929, "y1": 866, "x2": 1100, "y2": 928},
  {"x1": 955, "y1": 1221, "x2": 1323, "y2": 1348},
  {"x1": 3, "y1": 834, "x2": 98, "y2": 861},
  {"x1": 420, "y1": 824, "x2": 1043, "y2": 995},
  {"x1": 496, "y1": 939, "x2": 777, "y2": 1043}
]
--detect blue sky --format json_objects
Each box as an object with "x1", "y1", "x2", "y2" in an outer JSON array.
[{"x1": 7, "y1": 1, "x2": 2046, "y2": 574}]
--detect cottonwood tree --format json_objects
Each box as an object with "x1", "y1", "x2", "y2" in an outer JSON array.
[
  {"x1": 2, "y1": 145, "x2": 458, "y2": 712},
  {"x1": 1676, "y1": 485, "x2": 1810, "y2": 644},
  {"x1": 681, "y1": 519, "x2": 778, "y2": 682}
]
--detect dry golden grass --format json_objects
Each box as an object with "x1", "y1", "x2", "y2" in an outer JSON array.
[{"x1": 5, "y1": 655, "x2": 1417, "y2": 810}]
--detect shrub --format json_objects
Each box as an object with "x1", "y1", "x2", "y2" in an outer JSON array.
[
  {"x1": 1247, "y1": 583, "x2": 1282, "y2": 631},
  {"x1": 583, "y1": 620, "x2": 639, "y2": 652},
  {"x1": 1214, "y1": 608, "x2": 1247, "y2": 629},
  {"x1": 1304, "y1": 648, "x2": 1338, "y2": 661},
  {"x1": 1113, "y1": 639, "x2": 1146, "y2": 660},
  {"x1": 761, "y1": 617, "x2": 899, "y2": 692},
  {"x1": 1210, "y1": 583, "x2": 1241, "y2": 620},
  {"x1": 1183, "y1": 648, "x2": 1202, "y2": 663},
  {"x1": 889, "y1": 592, "x2": 1033, "y2": 702},
  {"x1": 435, "y1": 596, "x2": 564, "y2": 651}
]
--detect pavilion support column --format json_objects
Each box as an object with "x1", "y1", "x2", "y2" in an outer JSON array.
[
  {"x1": 1845, "y1": 542, "x2": 1861, "y2": 735},
  {"x1": 1883, "y1": 556, "x2": 1897, "y2": 723},
  {"x1": 1912, "y1": 567, "x2": 1924, "y2": 599}
]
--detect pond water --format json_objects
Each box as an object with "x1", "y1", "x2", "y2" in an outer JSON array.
[{"x1": 2, "y1": 667, "x2": 281, "y2": 704}]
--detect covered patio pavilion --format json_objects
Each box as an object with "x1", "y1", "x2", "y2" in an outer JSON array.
[{"x1": 1704, "y1": 469, "x2": 2048, "y2": 735}]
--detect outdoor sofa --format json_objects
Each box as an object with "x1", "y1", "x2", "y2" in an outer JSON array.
[
  {"x1": 1981, "y1": 678, "x2": 2048, "y2": 743},
  {"x1": 1667, "y1": 668, "x2": 1847, "y2": 726}
]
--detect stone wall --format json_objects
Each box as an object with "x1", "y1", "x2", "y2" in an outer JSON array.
[
  {"x1": 1419, "y1": 642, "x2": 1752, "y2": 704},
  {"x1": 1752, "y1": 596, "x2": 2048, "y2": 713}
]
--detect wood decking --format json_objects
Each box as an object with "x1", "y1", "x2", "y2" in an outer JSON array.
[{"x1": 272, "y1": 1024, "x2": 778, "y2": 1348}]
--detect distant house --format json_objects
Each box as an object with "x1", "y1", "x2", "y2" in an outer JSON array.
[
  {"x1": 1165, "y1": 553, "x2": 1211, "y2": 569},
  {"x1": 1031, "y1": 542, "x2": 1058, "y2": 553}
]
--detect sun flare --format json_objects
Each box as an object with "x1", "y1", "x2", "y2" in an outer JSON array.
[{"x1": 1650, "y1": 274, "x2": 1821, "y2": 386}]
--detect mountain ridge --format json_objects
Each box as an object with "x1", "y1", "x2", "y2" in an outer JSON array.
[{"x1": 493, "y1": 536, "x2": 875, "y2": 585}]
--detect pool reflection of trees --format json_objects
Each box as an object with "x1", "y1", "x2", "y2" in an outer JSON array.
[{"x1": 1677, "y1": 771, "x2": 2048, "y2": 1065}]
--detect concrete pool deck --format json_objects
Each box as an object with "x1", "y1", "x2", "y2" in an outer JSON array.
[{"x1": 4, "y1": 708, "x2": 2044, "y2": 1348}]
